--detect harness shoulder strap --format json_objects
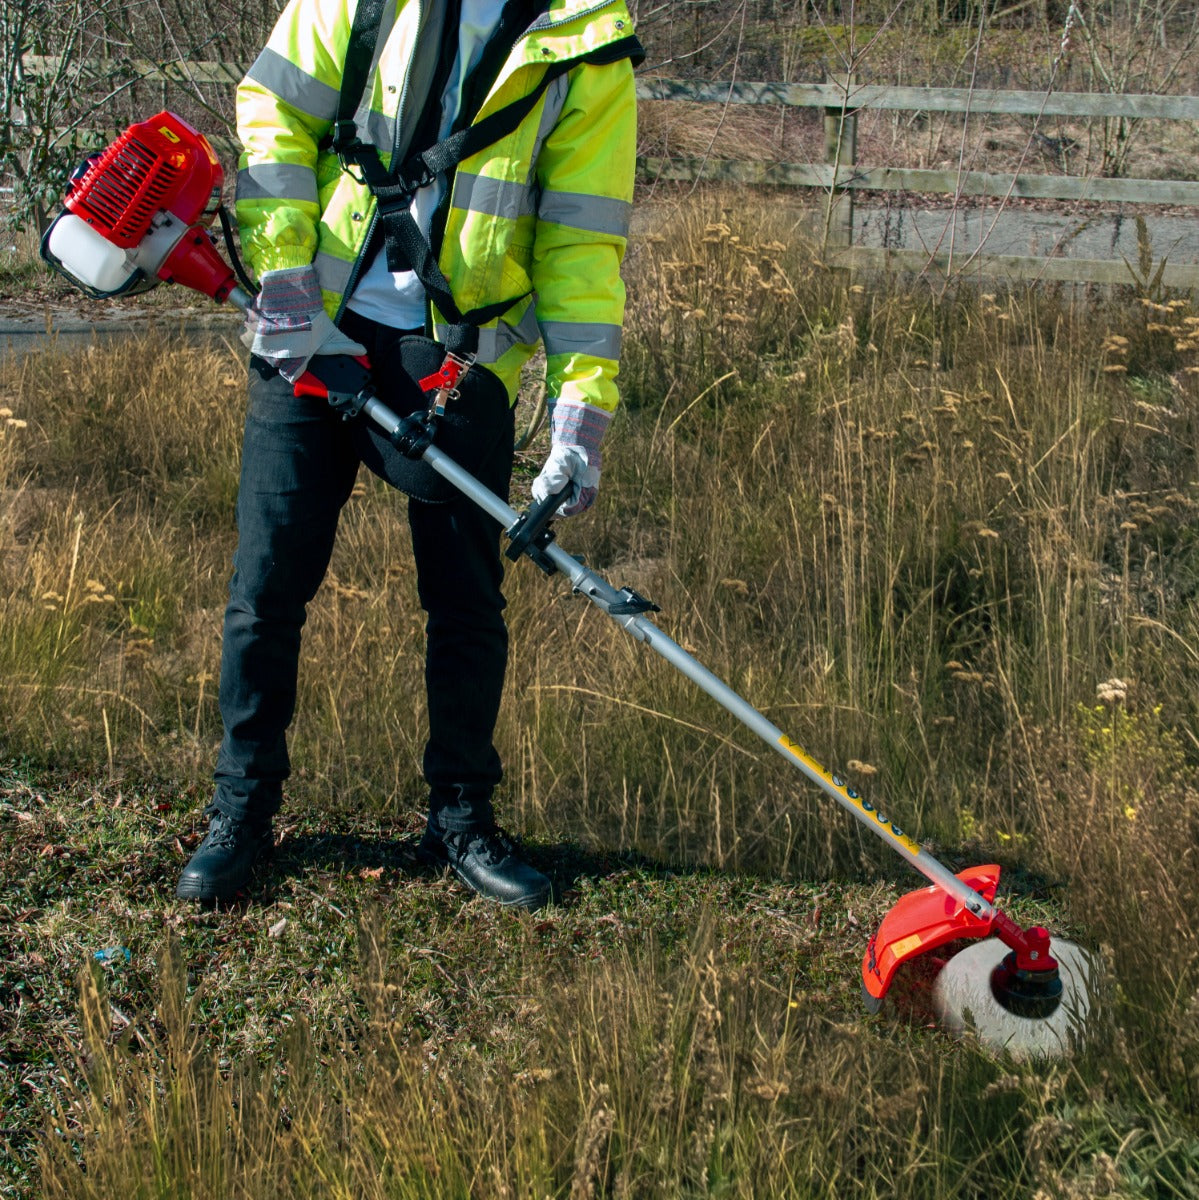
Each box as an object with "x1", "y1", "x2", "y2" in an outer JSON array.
[
  {"x1": 407, "y1": 35, "x2": 643, "y2": 189},
  {"x1": 331, "y1": 0, "x2": 390, "y2": 157}
]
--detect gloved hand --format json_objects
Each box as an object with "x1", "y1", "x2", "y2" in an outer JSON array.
[
  {"x1": 531, "y1": 399, "x2": 612, "y2": 516},
  {"x1": 241, "y1": 265, "x2": 365, "y2": 383}
]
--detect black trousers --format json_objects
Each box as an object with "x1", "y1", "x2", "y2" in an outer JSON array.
[{"x1": 212, "y1": 317, "x2": 514, "y2": 834}]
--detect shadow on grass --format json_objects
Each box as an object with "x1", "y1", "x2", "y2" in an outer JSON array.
[
  {"x1": 170, "y1": 813, "x2": 1069, "y2": 919},
  {"x1": 261, "y1": 828, "x2": 709, "y2": 907}
]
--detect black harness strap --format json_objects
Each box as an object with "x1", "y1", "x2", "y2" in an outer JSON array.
[
  {"x1": 330, "y1": 0, "x2": 390, "y2": 163},
  {"x1": 330, "y1": 0, "x2": 642, "y2": 349}
]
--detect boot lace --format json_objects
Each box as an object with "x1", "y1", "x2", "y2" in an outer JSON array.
[
  {"x1": 202, "y1": 808, "x2": 266, "y2": 850},
  {"x1": 452, "y1": 827, "x2": 516, "y2": 867},
  {"x1": 202, "y1": 810, "x2": 241, "y2": 849}
]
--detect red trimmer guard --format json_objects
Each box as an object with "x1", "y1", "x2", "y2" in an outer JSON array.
[{"x1": 861, "y1": 864, "x2": 1000, "y2": 1011}]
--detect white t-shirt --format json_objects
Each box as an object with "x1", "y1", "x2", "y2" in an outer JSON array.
[{"x1": 346, "y1": 0, "x2": 510, "y2": 329}]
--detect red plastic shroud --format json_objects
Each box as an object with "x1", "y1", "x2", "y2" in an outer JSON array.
[
  {"x1": 64, "y1": 111, "x2": 236, "y2": 301},
  {"x1": 862, "y1": 864, "x2": 1000, "y2": 1005}
]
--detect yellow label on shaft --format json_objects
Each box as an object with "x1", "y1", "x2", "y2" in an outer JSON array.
[
  {"x1": 778, "y1": 734, "x2": 921, "y2": 856},
  {"x1": 778, "y1": 734, "x2": 814, "y2": 766}
]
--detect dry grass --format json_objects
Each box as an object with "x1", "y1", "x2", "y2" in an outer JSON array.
[
  {"x1": 32, "y1": 911, "x2": 1195, "y2": 1200},
  {"x1": 3, "y1": 194, "x2": 1199, "y2": 1196}
]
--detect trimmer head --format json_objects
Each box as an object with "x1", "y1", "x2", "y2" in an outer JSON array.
[
  {"x1": 933, "y1": 936, "x2": 1096, "y2": 1059},
  {"x1": 864, "y1": 863, "x2": 1097, "y2": 1058}
]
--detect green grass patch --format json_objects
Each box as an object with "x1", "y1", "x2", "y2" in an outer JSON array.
[{"x1": 2, "y1": 196, "x2": 1199, "y2": 1195}]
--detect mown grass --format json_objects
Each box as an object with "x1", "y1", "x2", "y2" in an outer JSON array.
[{"x1": 2, "y1": 194, "x2": 1199, "y2": 1196}]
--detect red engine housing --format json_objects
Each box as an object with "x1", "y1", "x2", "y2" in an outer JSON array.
[
  {"x1": 66, "y1": 111, "x2": 223, "y2": 243},
  {"x1": 62, "y1": 111, "x2": 236, "y2": 302}
]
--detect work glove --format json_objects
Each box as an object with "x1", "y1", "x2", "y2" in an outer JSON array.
[
  {"x1": 531, "y1": 399, "x2": 612, "y2": 517},
  {"x1": 241, "y1": 265, "x2": 365, "y2": 383}
]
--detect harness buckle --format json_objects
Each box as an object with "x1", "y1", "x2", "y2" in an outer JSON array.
[
  {"x1": 333, "y1": 121, "x2": 370, "y2": 184},
  {"x1": 398, "y1": 156, "x2": 439, "y2": 194},
  {"x1": 418, "y1": 350, "x2": 476, "y2": 417}
]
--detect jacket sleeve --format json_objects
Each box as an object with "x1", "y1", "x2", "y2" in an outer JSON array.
[
  {"x1": 235, "y1": 0, "x2": 351, "y2": 276},
  {"x1": 531, "y1": 55, "x2": 637, "y2": 416}
]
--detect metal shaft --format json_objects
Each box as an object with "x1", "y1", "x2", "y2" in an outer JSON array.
[
  {"x1": 228, "y1": 285, "x2": 255, "y2": 311},
  {"x1": 410, "y1": 439, "x2": 995, "y2": 922}
]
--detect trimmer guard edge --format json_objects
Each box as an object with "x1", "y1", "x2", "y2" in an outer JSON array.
[{"x1": 862, "y1": 864, "x2": 1001, "y2": 1012}]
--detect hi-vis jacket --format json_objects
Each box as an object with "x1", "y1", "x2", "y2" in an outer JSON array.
[{"x1": 236, "y1": 0, "x2": 640, "y2": 412}]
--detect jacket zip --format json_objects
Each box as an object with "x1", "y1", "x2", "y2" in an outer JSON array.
[
  {"x1": 524, "y1": 0, "x2": 619, "y2": 38},
  {"x1": 393, "y1": 0, "x2": 425, "y2": 161},
  {"x1": 333, "y1": 0, "x2": 631, "y2": 323}
]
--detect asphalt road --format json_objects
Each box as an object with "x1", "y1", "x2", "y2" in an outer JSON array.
[{"x1": 0, "y1": 309, "x2": 241, "y2": 360}]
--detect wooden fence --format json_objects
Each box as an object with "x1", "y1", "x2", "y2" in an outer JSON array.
[
  {"x1": 637, "y1": 77, "x2": 1199, "y2": 288},
  {"x1": 19, "y1": 55, "x2": 1199, "y2": 288}
]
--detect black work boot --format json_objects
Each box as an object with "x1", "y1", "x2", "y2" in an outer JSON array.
[
  {"x1": 418, "y1": 825, "x2": 552, "y2": 911},
  {"x1": 176, "y1": 807, "x2": 274, "y2": 902}
]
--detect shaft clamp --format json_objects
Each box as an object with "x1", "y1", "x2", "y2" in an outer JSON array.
[
  {"x1": 391, "y1": 412, "x2": 437, "y2": 460},
  {"x1": 605, "y1": 587, "x2": 660, "y2": 616}
]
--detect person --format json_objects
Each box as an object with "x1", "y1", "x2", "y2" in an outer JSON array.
[{"x1": 175, "y1": 0, "x2": 641, "y2": 910}]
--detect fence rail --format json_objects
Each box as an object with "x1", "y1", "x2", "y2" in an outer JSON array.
[
  {"x1": 636, "y1": 78, "x2": 1199, "y2": 121},
  {"x1": 640, "y1": 157, "x2": 1199, "y2": 207},
  {"x1": 25, "y1": 58, "x2": 1199, "y2": 121},
  {"x1": 830, "y1": 247, "x2": 1199, "y2": 289},
  {"x1": 18, "y1": 56, "x2": 1199, "y2": 287},
  {"x1": 21, "y1": 54, "x2": 245, "y2": 85}
]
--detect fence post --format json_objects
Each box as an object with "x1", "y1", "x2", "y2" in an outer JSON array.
[{"x1": 823, "y1": 72, "x2": 857, "y2": 249}]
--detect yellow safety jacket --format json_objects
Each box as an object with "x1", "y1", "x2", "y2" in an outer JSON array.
[{"x1": 236, "y1": 0, "x2": 640, "y2": 412}]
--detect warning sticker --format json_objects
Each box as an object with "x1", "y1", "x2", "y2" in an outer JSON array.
[
  {"x1": 890, "y1": 933, "x2": 923, "y2": 961},
  {"x1": 778, "y1": 734, "x2": 922, "y2": 856}
]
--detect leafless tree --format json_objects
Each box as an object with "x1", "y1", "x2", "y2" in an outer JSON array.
[{"x1": 1, "y1": 0, "x2": 279, "y2": 229}]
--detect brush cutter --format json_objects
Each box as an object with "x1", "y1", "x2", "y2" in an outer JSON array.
[{"x1": 40, "y1": 112, "x2": 1096, "y2": 1058}]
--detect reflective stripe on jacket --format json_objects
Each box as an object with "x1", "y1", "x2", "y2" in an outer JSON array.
[{"x1": 236, "y1": 0, "x2": 640, "y2": 411}]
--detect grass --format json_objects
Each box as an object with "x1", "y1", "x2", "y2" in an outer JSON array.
[{"x1": 2, "y1": 193, "x2": 1199, "y2": 1196}]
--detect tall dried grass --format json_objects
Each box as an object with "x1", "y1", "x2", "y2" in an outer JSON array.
[
  {"x1": 5, "y1": 195, "x2": 1199, "y2": 1194},
  {"x1": 5, "y1": 202, "x2": 1199, "y2": 877}
]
